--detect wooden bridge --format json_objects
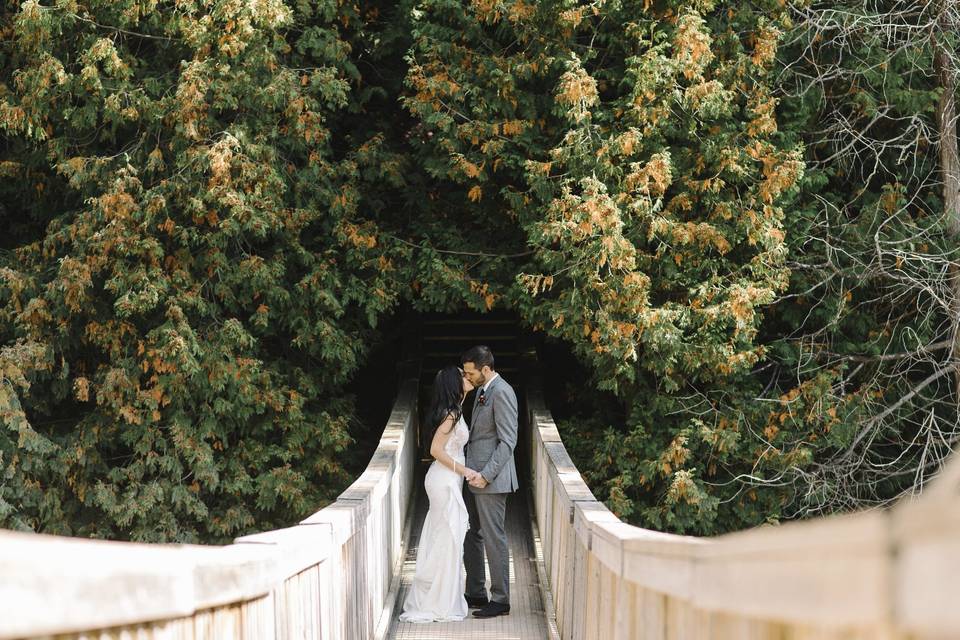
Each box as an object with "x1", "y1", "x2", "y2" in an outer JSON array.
[{"x1": 2, "y1": 321, "x2": 959, "y2": 639}]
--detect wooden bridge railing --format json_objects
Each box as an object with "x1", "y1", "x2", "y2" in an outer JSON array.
[
  {"x1": 5, "y1": 350, "x2": 958, "y2": 640},
  {"x1": 0, "y1": 375, "x2": 420, "y2": 640},
  {"x1": 526, "y1": 366, "x2": 960, "y2": 640}
]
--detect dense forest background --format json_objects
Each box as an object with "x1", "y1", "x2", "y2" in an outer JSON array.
[{"x1": 0, "y1": 0, "x2": 956, "y2": 542}]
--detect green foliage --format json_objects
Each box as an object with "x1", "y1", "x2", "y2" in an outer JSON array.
[
  {"x1": 402, "y1": 0, "x2": 810, "y2": 534},
  {"x1": 541, "y1": 0, "x2": 958, "y2": 531},
  {"x1": 0, "y1": 0, "x2": 403, "y2": 542},
  {"x1": 1, "y1": 0, "x2": 954, "y2": 540},
  {"x1": 759, "y1": 0, "x2": 958, "y2": 513}
]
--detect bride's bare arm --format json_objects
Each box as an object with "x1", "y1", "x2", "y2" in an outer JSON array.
[{"x1": 429, "y1": 414, "x2": 476, "y2": 479}]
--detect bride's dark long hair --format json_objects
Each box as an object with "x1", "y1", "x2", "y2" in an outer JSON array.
[{"x1": 428, "y1": 366, "x2": 464, "y2": 438}]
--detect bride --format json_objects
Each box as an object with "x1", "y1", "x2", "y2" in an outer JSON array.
[{"x1": 399, "y1": 365, "x2": 479, "y2": 623}]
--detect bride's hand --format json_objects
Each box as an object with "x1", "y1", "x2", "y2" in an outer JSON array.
[{"x1": 463, "y1": 468, "x2": 477, "y2": 482}]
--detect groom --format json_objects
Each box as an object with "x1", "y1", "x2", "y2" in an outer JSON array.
[{"x1": 460, "y1": 345, "x2": 519, "y2": 619}]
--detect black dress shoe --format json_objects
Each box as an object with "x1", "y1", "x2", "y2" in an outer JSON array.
[
  {"x1": 464, "y1": 594, "x2": 489, "y2": 608},
  {"x1": 472, "y1": 601, "x2": 510, "y2": 618}
]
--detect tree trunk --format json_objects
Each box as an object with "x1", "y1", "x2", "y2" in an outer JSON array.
[{"x1": 933, "y1": 0, "x2": 960, "y2": 396}]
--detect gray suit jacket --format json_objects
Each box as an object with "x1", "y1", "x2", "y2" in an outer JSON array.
[{"x1": 465, "y1": 374, "x2": 519, "y2": 494}]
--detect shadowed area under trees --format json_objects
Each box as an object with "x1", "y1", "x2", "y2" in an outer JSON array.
[{"x1": 0, "y1": 0, "x2": 956, "y2": 542}]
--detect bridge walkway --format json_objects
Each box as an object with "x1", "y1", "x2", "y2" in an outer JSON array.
[{"x1": 388, "y1": 481, "x2": 553, "y2": 639}]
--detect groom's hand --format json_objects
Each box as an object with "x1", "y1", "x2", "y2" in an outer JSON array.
[{"x1": 469, "y1": 475, "x2": 488, "y2": 489}]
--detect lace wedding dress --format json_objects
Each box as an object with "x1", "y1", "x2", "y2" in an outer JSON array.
[{"x1": 398, "y1": 415, "x2": 470, "y2": 623}]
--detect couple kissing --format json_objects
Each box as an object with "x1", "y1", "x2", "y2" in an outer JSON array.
[{"x1": 399, "y1": 345, "x2": 519, "y2": 623}]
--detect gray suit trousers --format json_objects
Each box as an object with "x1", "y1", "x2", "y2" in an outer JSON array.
[{"x1": 462, "y1": 485, "x2": 510, "y2": 604}]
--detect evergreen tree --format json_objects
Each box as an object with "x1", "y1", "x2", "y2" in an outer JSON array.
[
  {"x1": 0, "y1": 0, "x2": 402, "y2": 542},
  {"x1": 1, "y1": 0, "x2": 955, "y2": 540},
  {"x1": 401, "y1": 0, "x2": 805, "y2": 533}
]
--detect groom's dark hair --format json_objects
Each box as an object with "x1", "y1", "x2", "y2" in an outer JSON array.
[{"x1": 461, "y1": 345, "x2": 495, "y2": 370}]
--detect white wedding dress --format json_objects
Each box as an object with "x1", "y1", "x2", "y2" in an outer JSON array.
[{"x1": 399, "y1": 415, "x2": 470, "y2": 623}]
